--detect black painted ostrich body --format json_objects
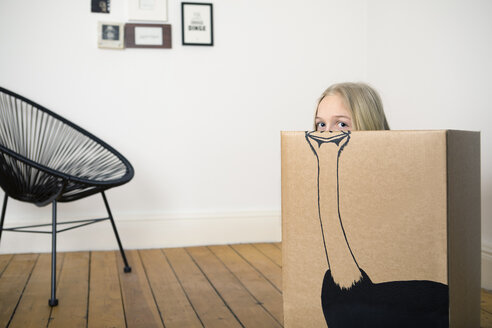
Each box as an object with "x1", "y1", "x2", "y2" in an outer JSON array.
[{"x1": 306, "y1": 131, "x2": 448, "y2": 328}]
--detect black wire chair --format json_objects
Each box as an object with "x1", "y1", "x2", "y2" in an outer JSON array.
[{"x1": 0, "y1": 86, "x2": 134, "y2": 306}]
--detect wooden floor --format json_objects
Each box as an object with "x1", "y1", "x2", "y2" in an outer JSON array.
[{"x1": 0, "y1": 243, "x2": 490, "y2": 327}]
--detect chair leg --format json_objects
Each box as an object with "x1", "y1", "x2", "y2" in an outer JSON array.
[
  {"x1": 102, "y1": 191, "x2": 131, "y2": 273},
  {"x1": 49, "y1": 200, "x2": 59, "y2": 307},
  {"x1": 0, "y1": 194, "x2": 7, "y2": 247}
]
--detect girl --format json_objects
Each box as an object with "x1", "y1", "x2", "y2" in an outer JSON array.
[{"x1": 314, "y1": 82, "x2": 390, "y2": 131}]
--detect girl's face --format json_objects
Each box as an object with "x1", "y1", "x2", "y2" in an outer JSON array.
[{"x1": 315, "y1": 94, "x2": 353, "y2": 132}]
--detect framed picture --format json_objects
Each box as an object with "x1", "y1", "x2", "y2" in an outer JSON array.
[
  {"x1": 98, "y1": 22, "x2": 124, "y2": 49},
  {"x1": 91, "y1": 0, "x2": 110, "y2": 13},
  {"x1": 125, "y1": 24, "x2": 172, "y2": 48},
  {"x1": 128, "y1": 0, "x2": 168, "y2": 22},
  {"x1": 181, "y1": 2, "x2": 213, "y2": 46}
]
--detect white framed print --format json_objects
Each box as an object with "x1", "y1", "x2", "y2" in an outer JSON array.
[
  {"x1": 98, "y1": 22, "x2": 125, "y2": 49},
  {"x1": 181, "y1": 2, "x2": 213, "y2": 46},
  {"x1": 128, "y1": 0, "x2": 168, "y2": 22}
]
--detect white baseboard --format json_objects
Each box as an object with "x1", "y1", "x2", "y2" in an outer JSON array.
[
  {"x1": 0, "y1": 211, "x2": 282, "y2": 254},
  {"x1": 482, "y1": 241, "x2": 492, "y2": 290}
]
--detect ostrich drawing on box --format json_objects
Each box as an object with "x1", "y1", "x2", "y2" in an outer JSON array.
[{"x1": 305, "y1": 131, "x2": 449, "y2": 328}]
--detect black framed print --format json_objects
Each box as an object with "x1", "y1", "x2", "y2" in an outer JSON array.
[
  {"x1": 181, "y1": 2, "x2": 213, "y2": 46},
  {"x1": 92, "y1": 0, "x2": 110, "y2": 13}
]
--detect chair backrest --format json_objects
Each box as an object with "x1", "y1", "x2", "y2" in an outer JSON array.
[{"x1": 0, "y1": 87, "x2": 134, "y2": 205}]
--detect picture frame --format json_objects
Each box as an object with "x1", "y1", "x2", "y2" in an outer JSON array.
[
  {"x1": 98, "y1": 22, "x2": 124, "y2": 49},
  {"x1": 125, "y1": 23, "x2": 172, "y2": 48},
  {"x1": 128, "y1": 0, "x2": 168, "y2": 22},
  {"x1": 181, "y1": 2, "x2": 213, "y2": 46},
  {"x1": 91, "y1": 0, "x2": 110, "y2": 13}
]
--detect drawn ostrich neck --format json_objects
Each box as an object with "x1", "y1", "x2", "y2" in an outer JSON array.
[{"x1": 318, "y1": 147, "x2": 362, "y2": 289}]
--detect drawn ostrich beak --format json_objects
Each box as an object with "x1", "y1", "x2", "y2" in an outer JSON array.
[{"x1": 306, "y1": 131, "x2": 350, "y2": 150}]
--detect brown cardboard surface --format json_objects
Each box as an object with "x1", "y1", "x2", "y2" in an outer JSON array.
[
  {"x1": 447, "y1": 130, "x2": 481, "y2": 327},
  {"x1": 281, "y1": 130, "x2": 480, "y2": 327}
]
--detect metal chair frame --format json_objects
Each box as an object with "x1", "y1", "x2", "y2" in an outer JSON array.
[{"x1": 0, "y1": 86, "x2": 134, "y2": 306}]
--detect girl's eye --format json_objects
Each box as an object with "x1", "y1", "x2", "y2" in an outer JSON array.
[
  {"x1": 316, "y1": 122, "x2": 326, "y2": 131},
  {"x1": 337, "y1": 122, "x2": 348, "y2": 128}
]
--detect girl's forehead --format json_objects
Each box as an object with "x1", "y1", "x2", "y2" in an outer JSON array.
[{"x1": 317, "y1": 95, "x2": 351, "y2": 118}]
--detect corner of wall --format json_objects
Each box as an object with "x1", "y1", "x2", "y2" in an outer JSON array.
[{"x1": 482, "y1": 241, "x2": 492, "y2": 290}]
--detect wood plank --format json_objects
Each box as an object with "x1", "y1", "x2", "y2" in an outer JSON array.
[
  {"x1": 0, "y1": 253, "x2": 13, "y2": 276},
  {"x1": 482, "y1": 309, "x2": 492, "y2": 328},
  {"x1": 117, "y1": 250, "x2": 163, "y2": 328},
  {"x1": 139, "y1": 249, "x2": 202, "y2": 328},
  {"x1": 209, "y1": 245, "x2": 283, "y2": 325},
  {"x1": 164, "y1": 247, "x2": 241, "y2": 328},
  {"x1": 483, "y1": 289, "x2": 492, "y2": 314},
  {"x1": 49, "y1": 252, "x2": 89, "y2": 328},
  {"x1": 231, "y1": 244, "x2": 282, "y2": 292},
  {"x1": 88, "y1": 251, "x2": 126, "y2": 328},
  {"x1": 0, "y1": 253, "x2": 38, "y2": 328},
  {"x1": 9, "y1": 253, "x2": 65, "y2": 328},
  {"x1": 252, "y1": 243, "x2": 282, "y2": 267},
  {"x1": 187, "y1": 246, "x2": 282, "y2": 328}
]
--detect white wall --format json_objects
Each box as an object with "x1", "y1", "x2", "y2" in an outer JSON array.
[
  {"x1": 0, "y1": 0, "x2": 491, "y2": 289},
  {"x1": 365, "y1": 0, "x2": 492, "y2": 289},
  {"x1": 0, "y1": 0, "x2": 366, "y2": 250}
]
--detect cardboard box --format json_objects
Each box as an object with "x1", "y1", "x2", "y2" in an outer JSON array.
[{"x1": 281, "y1": 130, "x2": 480, "y2": 327}]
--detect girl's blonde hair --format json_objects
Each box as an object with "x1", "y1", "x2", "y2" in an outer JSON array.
[{"x1": 314, "y1": 82, "x2": 390, "y2": 130}]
